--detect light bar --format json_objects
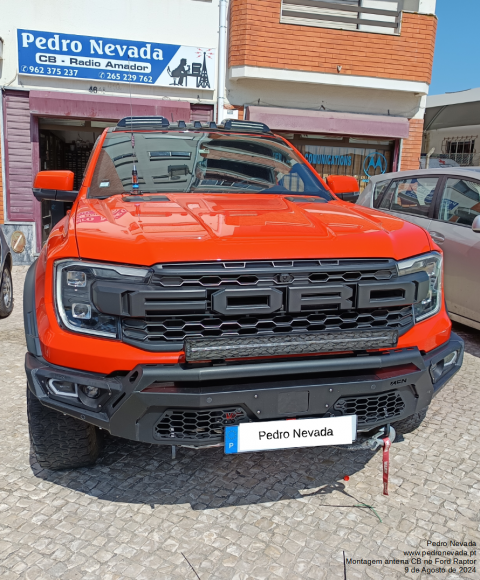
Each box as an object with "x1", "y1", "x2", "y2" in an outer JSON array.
[{"x1": 184, "y1": 329, "x2": 398, "y2": 361}]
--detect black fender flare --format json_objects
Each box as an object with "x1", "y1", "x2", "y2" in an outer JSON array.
[{"x1": 24, "y1": 259, "x2": 42, "y2": 357}]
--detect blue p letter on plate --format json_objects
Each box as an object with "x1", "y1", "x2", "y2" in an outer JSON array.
[{"x1": 224, "y1": 426, "x2": 239, "y2": 454}]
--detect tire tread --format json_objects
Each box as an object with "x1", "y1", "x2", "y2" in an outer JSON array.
[{"x1": 27, "y1": 387, "x2": 101, "y2": 470}]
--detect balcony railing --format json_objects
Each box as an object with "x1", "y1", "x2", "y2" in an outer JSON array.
[{"x1": 281, "y1": 0, "x2": 404, "y2": 35}]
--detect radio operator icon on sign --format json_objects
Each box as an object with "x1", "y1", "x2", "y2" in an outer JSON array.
[
  {"x1": 168, "y1": 58, "x2": 190, "y2": 86},
  {"x1": 167, "y1": 52, "x2": 210, "y2": 88}
]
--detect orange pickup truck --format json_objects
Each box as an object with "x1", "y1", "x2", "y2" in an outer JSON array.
[{"x1": 24, "y1": 118, "x2": 463, "y2": 469}]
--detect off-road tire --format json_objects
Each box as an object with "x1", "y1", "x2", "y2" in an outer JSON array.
[
  {"x1": 392, "y1": 406, "x2": 428, "y2": 435},
  {"x1": 27, "y1": 387, "x2": 101, "y2": 470},
  {"x1": 0, "y1": 266, "x2": 13, "y2": 318}
]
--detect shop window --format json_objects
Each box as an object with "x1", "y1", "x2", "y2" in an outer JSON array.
[
  {"x1": 298, "y1": 143, "x2": 393, "y2": 193},
  {"x1": 379, "y1": 177, "x2": 438, "y2": 218},
  {"x1": 281, "y1": 0, "x2": 403, "y2": 35},
  {"x1": 437, "y1": 178, "x2": 480, "y2": 227}
]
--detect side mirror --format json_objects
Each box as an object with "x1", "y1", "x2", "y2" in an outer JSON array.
[
  {"x1": 326, "y1": 175, "x2": 359, "y2": 203},
  {"x1": 33, "y1": 171, "x2": 78, "y2": 203},
  {"x1": 472, "y1": 215, "x2": 480, "y2": 233}
]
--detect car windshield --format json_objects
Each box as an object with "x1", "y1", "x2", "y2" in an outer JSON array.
[{"x1": 88, "y1": 131, "x2": 332, "y2": 200}]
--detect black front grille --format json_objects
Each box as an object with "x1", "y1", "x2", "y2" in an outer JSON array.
[
  {"x1": 151, "y1": 259, "x2": 396, "y2": 288},
  {"x1": 333, "y1": 390, "x2": 406, "y2": 426},
  {"x1": 119, "y1": 259, "x2": 415, "y2": 349},
  {"x1": 153, "y1": 407, "x2": 248, "y2": 441},
  {"x1": 123, "y1": 306, "x2": 413, "y2": 344}
]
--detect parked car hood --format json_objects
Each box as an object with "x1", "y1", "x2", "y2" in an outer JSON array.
[{"x1": 74, "y1": 193, "x2": 432, "y2": 266}]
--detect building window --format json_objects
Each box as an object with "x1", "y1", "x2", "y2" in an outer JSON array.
[
  {"x1": 442, "y1": 138, "x2": 476, "y2": 166},
  {"x1": 280, "y1": 0, "x2": 403, "y2": 35}
]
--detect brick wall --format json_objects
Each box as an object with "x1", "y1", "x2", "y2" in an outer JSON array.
[
  {"x1": 401, "y1": 119, "x2": 424, "y2": 170},
  {"x1": 229, "y1": 1, "x2": 437, "y2": 84}
]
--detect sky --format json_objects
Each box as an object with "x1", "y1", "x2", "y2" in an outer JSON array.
[{"x1": 429, "y1": 0, "x2": 480, "y2": 95}]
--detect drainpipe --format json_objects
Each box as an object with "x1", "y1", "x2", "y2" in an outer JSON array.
[{"x1": 217, "y1": 0, "x2": 228, "y2": 123}]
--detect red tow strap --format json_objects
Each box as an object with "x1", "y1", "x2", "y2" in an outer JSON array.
[{"x1": 382, "y1": 437, "x2": 391, "y2": 495}]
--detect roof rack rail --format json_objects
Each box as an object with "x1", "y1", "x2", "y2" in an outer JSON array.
[
  {"x1": 116, "y1": 116, "x2": 170, "y2": 130},
  {"x1": 223, "y1": 119, "x2": 271, "y2": 134},
  {"x1": 114, "y1": 116, "x2": 272, "y2": 135}
]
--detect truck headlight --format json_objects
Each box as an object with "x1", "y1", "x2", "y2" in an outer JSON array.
[
  {"x1": 55, "y1": 260, "x2": 149, "y2": 338},
  {"x1": 397, "y1": 252, "x2": 442, "y2": 322}
]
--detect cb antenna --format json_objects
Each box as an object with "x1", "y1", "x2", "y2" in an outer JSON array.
[{"x1": 128, "y1": 56, "x2": 139, "y2": 193}]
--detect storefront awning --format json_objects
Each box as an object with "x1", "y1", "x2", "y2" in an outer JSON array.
[
  {"x1": 425, "y1": 88, "x2": 480, "y2": 131},
  {"x1": 29, "y1": 91, "x2": 190, "y2": 122},
  {"x1": 246, "y1": 106, "x2": 410, "y2": 139}
]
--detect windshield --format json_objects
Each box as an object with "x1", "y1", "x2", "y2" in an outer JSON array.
[{"x1": 89, "y1": 131, "x2": 332, "y2": 200}]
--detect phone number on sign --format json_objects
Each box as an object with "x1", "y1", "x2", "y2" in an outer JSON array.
[
  {"x1": 21, "y1": 65, "x2": 78, "y2": 76},
  {"x1": 99, "y1": 72, "x2": 153, "y2": 82},
  {"x1": 20, "y1": 66, "x2": 153, "y2": 83}
]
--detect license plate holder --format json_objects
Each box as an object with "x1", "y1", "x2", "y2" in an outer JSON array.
[{"x1": 225, "y1": 415, "x2": 357, "y2": 454}]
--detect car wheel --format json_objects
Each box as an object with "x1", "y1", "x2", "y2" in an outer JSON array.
[
  {"x1": 391, "y1": 406, "x2": 428, "y2": 435},
  {"x1": 0, "y1": 266, "x2": 13, "y2": 318},
  {"x1": 27, "y1": 387, "x2": 102, "y2": 470}
]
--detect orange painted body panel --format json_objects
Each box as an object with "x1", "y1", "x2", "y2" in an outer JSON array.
[
  {"x1": 326, "y1": 175, "x2": 360, "y2": 195},
  {"x1": 34, "y1": 129, "x2": 451, "y2": 375},
  {"x1": 74, "y1": 195, "x2": 432, "y2": 265},
  {"x1": 34, "y1": 170, "x2": 75, "y2": 191}
]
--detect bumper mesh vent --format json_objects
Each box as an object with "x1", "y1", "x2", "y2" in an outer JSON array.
[
  {"x1": 153, "y1": 407, "x2": 248, "y2": 441},
  {"x1": 334, "y1": 390, "x2": 406, "y2": 426}
]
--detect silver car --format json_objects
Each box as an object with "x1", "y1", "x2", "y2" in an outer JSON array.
[{"x1": 357, "y1": 168, "x2": 480, "y2": 330}]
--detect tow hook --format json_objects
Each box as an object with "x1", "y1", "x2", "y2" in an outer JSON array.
[
  {"x1": 379, "y1": 424, "x2": 393, "y2": 495},
  {"x1": 362, "y1": 424, "x2": 394, "y2": 495},
  {"x1": 337, "y1": 424, "x2": 395, "y2": 495}
]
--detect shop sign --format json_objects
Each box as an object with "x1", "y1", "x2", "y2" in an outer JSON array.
[
  {"x1": 304, "y1": 153, "x2": 352, "y2": 167},
  {"x1": 17, "y1": 29, "x2": 215, "y2": 89}
]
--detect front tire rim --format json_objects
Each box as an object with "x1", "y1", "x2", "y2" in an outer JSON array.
[{"x1": 2, "y1": 270, "x2": 12, "y2": 309}]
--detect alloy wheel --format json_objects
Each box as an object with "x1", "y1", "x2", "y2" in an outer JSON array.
[{"x1": 2, "y1": 269, "x2": 12, "y2": 309}]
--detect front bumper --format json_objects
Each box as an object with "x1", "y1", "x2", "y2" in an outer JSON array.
[{"x1": 26, "y1": 333, "x2": 464, "y2": 447}]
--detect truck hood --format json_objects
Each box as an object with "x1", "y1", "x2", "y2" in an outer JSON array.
[{"x1": 74, "y1": 193, "x2": 431, "y2": 266}]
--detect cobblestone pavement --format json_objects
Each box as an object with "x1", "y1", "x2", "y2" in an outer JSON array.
[{"x1": 0, "y1": 266, "x2": 479, "y2": 580}]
